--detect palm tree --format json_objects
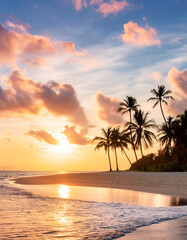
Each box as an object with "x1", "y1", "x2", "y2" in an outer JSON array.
[
  {"x1": 127, "y1": 110, "x2": 157, "y2": 158},
  {"x1": 147, "y1": 85, "x2": 174, "y2": 125},
  {"x1": 111, "y1": 127, "x2": 121, "y2": 171},
  {"x1": 118, "y1": 96, "x2": 139, "y2": 161},
  {"x1": 157, "y1": 116, "x2": 176, "y2": 153},
  {"x1": 173, "y1": 111, "x2": 187, "y2": 162},
  {"x1": 119, "y1": 130, "x2": 132, "y2": 166},
  {"x1": 93, "y1": 127, "x2": 113, "y2": 171}
]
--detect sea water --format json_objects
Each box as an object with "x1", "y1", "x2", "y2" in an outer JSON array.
[{"x1": 0, "y1": 171, "x2": 187, "y2": 240}]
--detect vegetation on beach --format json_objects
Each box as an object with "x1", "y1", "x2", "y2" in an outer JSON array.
[{"x1": 93, "y1": 85, "x2": 187, "y2": 172}]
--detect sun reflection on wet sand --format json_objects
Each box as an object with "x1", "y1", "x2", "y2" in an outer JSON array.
[{"x1": 58, "y1": 185, "x2": 69, "y2": 199}]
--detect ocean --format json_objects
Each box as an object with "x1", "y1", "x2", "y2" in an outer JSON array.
[{"x1": 0, "y1": 171, "x2": 187, "y2": 240}]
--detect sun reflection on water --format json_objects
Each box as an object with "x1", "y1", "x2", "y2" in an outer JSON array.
[{"x1": 58, "y1": 185, "x2": 69, "y2": 199}]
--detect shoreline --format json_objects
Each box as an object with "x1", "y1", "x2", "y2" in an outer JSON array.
[
  {"x1": 14, "y1": 171, "x2": 187, "y2": 239},
  {"x1": 118, "y1": 216, "x2": 187, "y2": 240},
  {"x1": 15, "y1": 171, "x2": 187, "y2": 198}
]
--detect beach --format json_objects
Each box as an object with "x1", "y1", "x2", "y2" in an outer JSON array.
[
  {"x1": 14, "y1": 171, "x2": 187, "y2": 239},
  {"x1": 15, "y1": 171, "x2": 187, "y2": 198}
]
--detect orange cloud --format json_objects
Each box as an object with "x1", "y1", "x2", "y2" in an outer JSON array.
[
  {"x1": 166, "y1": 67, "x2": 187, "y2": 115},
  {"x1": 27, "y1": 130, "x2": 59, "y2": 145},
  {"x1": 121, "y1": 21, "x2": 161, "y2": 46},
  {"x1": 0, "y1": 22, "x2": 94, "y2": 68},
  {"x1": 63, "y1": 125, "x2": 90, "y2": 145},
  {"x1": 0, "y1": 70, "x2": 90, "y2": 127},
  {"x1": 95, "y1": 91, "x2": 124, "y2": 125},
  {"x1": 96, "y1": 0, "x2": 129, "y2": 17},
  {"x1": 72, "y1": 0, "x2": 129, "y2": 16},
  {"x1": 6, "y1": 20, "x2": 27, "y2": 33}
]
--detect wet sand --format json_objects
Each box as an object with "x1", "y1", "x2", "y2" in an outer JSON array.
[
  {"x1": 15, "y1": 171, "x2": 187, "y2": 198},
  {"x1": 118, "y1": 216, "x2": 187, "y2": 240}
]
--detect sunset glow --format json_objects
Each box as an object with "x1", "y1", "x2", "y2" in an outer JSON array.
[{"x1": 0, "y1": 0, "x2": 186, "y2": 171}]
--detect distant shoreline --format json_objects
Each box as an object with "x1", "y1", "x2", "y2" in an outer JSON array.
[{"x1": 15, "y1": 171, "x2": 187, "y2": 198}]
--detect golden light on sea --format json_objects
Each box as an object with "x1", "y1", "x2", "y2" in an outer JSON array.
[{"x1": 58, "y1": 185, "x2": 69, "y2": 199}]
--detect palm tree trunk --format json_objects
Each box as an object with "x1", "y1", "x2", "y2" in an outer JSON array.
[
  {"x1": 130, "y1": 110, "x2": 138, "y2": 161},
  {"x1": 160, "y1": 101, "x2": 167, "y2": 125},
  {"x1": 122, "y1": 148, "x2": 132, "y2": 165},
  {"x1": 114, "y1": 148, "x2": 119, "y2": 171},
  {"x1": 140, "y1": 141, "x2": 144, "y2": 158},
  {"x1": 107, "y1": 147, "x2": 112, "y2": 171}
]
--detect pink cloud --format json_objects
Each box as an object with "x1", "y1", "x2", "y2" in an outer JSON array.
[
  {"x1": 63, "y1": 125, "x2": 90, "y2": 145},
  {"x1": 167, "y1": 67, "x2": 187, "y2": 98},
  {"x1": 96, "y1": 0, "x2": 129, "y2": 17},
  {"x1": 27, "y1": 130, "x2": 59, "y2": 145},
  {"x1": 166, "y1": 67, "x2": 187, "y2": 115},
  {"x1": 0, "y1": 70, "x2": 90, "y2": 127},
  {"x1": 95, "y1": 91, "x2": 124, "y2": 125},
  {"x1": 72, "y1": 0, "x2": 129, "y2": 16},
  {"x1": 73, "y1": 0, "x2": 87, "y2": 10},
  {"x1": 0, "y1": 22, "x2": 95, "y2": 68},
  {"x1": 151, "y1": 72, "x2": 162, "y2": 82},
  {"x1": 121, "y1": 21, "x2": 161, "y2": 46},
  {"x1": 6, "y1": 20, "x2": 27, "y2": 33}
]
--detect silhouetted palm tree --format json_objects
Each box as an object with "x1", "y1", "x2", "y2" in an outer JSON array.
[
  {"x1": 119, "y1": 130, "x2": 132, "y2": 166},
  {"x1": 93, "y1": 127, "x2": 113, "y2": 171},
  {"x1": 147, "y1": 85, "x2": 174, "y2": 125},
  {"x1": 127, "y1": 110, "x2": 157, "y2": 158},
  {"x1": 173, "y1": 111, "x2": 187, "y2": 162},
  {"x1": 111, "y1": 127, "x2": 121, "y2": 171},
  {"x1": 157, "y1": 116, "x2": 176, "y2": 153},
  {"x1": 118, "y1": 96, "x2": 139, "y2": 161}
]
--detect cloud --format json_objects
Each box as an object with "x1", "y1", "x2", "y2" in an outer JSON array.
[
  {"x1": 63, "y1": 125, "x2": 90, "y2": 145},
  {"x1": 167, "y1": 67, "x2": 187, "y2": 98},
  {"x1": 151, "y1": 72, "x2": 162, "y2": 82},
  {"x1": 6, "y1": 20, "x2": 27, "y2": 33},
  {"x1": 96, "y1": 0, "x2": 129, "y2": 17},
  {"x1": 0, "y1": 21, "x2": 95, "y2": 68},
  {"x1": 27, "y1": 130, "x2": 59, "y2": 145},
  {"x1": 73, "y1": 0, "x2": 88, "y2": 10},
  {"x1": 95, "y1": 90, "x2": 124, "y2": 125},
  {"x1": 166, "y1": 67, "x2": 187, "y2": 115},
  {"x1": 0, "y1": 70, "x2": 89, "y2": 127},
  {"x1": 72, "y1": 0, "x2": 129, "y2": 17},
  {"x1": 1, "y1": 137, "x2": 12, "y2": 143},
  {"x1": 121, "y1": 21, "x2": 161, "y2": 46}
]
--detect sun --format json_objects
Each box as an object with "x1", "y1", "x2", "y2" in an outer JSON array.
[{"x1": 47, "y1": 132, "x2": 72, "y2": 154}]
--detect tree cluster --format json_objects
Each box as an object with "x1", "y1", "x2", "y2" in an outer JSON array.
[{"x1": 93, "y1": 85, "x2": 187, "y2": 172}]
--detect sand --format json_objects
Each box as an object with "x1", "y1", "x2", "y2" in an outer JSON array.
[
  {"x1": 15, "y1": 171, "x2": 187, "y2": 198},
  {"x1": 118, "y1": 216, "x2": 187, "y2": 240}
]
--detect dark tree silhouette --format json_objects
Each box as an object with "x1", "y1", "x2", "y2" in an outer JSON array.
[
  {"x1": 119, "y1": 129, "x2": 132, "y2": 166},
  {"x1": 93, "y1": 127, "x2": 113, "y2": 171},
  {"x1": 147, "y1": 85, "x2": 174, "y2": 125},
  {"x1": 111, "y1": 127, "x2": 121, "y2": 171},
  {"x1": 118, "y1": 96, "x2": 139, "y2": 161},
  {"x1": 157, "y1": 116, "x2": 176, "y2": 153},
  {"x1": 127, "y1": 110, "x2": 157, "y2": 158}
]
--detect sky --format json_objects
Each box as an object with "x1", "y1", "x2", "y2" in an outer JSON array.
[{"x1": 0, "y1": 0, "x2": 186, "y2": 171}]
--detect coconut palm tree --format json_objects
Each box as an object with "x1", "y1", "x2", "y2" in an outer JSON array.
[
  {"x1": 174, "y1": 110, "x2": 187, "y2": 163},
  {"x1": 147, "y1": 85, "x2": 174, "y2": 125},
  {"x1": 93, "y1": 127, "x2": 113, "y2": 171},
  {"x1": 111, "y1": 127, "x2": 121, "y2": 171},
  {"x1": 127, "y1": 110, "x2": 157, "y2": 158},
  {"x1": 119, "y1": 129, "x2": 132, "y2": 166},
  {"x1": 157, "y1": 116, "x2": 176, "y2": 153},
  {"x1": 118, "y1": 96, "x2": 139, "y2": 161}
]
